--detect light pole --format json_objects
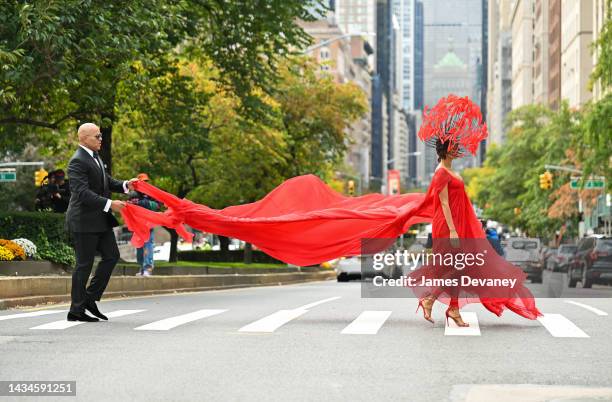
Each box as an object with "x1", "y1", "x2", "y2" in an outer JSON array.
[{"x1": 301, "y1": 32, "x2": 376, "y2": 54}]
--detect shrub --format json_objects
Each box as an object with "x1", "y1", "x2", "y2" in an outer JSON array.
[
  {"x1": 0, "y1": 213, "x2": 74, "y2": 266},
  {"x1": 36, "y1": 235, "x2": 75, "y2": 267},
  {"x1": 0, "y1": 239, "x2": 25, "y2": 261},
  {"x1": 0, "y1": 212, "x2": 69, "y2": 245}
]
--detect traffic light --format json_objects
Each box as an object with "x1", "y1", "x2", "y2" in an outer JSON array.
[
  {"x1": 347, "y1": 180, "x2": 355, "y2": 196},
  {"x1": 34, "y1": 168, "x2": 48, "y2": 187},
  {"x1": 539, "y1": 170, "x2": 553, "y2": 190}
]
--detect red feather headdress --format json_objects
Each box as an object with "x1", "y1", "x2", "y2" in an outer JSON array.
[{"x1": 418, "y1": 94, "x2": 488, "y2": 157}]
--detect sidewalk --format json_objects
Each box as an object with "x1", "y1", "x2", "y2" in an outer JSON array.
[{"x1": 0, "y1": 269, "x2": 336, "y2": 310}]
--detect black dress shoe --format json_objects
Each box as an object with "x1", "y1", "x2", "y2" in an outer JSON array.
[
  {"x1": 67, "y1": 312, "x2": 99, "y2": 322},
  {"x1": 85, "y1": 301, "x2": 108, "y2": 321}
]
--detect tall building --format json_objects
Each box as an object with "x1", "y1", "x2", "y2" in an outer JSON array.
[
  {"x1": 393, "y1": 0, "x2": 415, "y2": 111},
  {"x1": 413, "y1": 0, "x2": 424, "y2": 111},
  {"x1": 335, "y1": 0, "x2": 377, "y2": 69},
  {"x1": 549, "y1": 0, "x2": 562, "y2": 109},
  {"x1": 486, "y1": 0, "x2": 513, "y2": 145},
  {"x1": 300, "y1": 17, "x2": 374, "y2": 188},
  {"x1": 421, "y1": 0, "x2": 483, "y2": 185},
  {"x1": 480, "y1": 0, "x2": 488, "y2": 162},
  {"x1": 407, "y1": 0, "x2": 424, "y2": 189},
  {"x1": 511, "y1": 0, "x2": 535, "y2": 109},
  {"x1": 534, "y1": 0, "x2": 550, "y2": 104},
  {"x1": 371, "y1": 0, "x2": 393, "y2": 188},
  {"x1": 561, "y1": 0, "x2": 594, "y2": 109}
]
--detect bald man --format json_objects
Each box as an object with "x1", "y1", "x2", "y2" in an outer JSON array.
[{"x1": 65, "y1": 123, "x2": 137, "y2": 322}]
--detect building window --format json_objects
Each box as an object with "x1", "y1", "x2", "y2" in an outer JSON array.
[{"x1": 319, "y1": 47, "x2": 330, "y2": 60}]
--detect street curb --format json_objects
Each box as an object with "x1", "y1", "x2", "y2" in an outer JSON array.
[{"x1": 0, "y1": 271, "x2": 336, "y2": 310}]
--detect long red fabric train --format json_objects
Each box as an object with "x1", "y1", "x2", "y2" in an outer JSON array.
[
  {"x1": 120, "y1": 173, "x2": 540, "y2": 320},
  {"x1": 121, "y1": 174, "x2": 431, "y2": 266}
]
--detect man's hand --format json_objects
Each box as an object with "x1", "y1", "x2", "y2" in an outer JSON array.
[
  {"x1": 111, "y1": 200, "x2": 126, "y2": 212},
  {"x1": 127, "y1": 178, "x2": 139, "y2": 191}
]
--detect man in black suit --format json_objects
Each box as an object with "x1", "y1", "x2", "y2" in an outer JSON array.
[{"x1": 66, "y1": 123, "x2": 137, "y2": 322}]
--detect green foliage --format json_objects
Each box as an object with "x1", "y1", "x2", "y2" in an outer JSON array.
[
  {"x1": 478, "y1": 103, "x2": 581, "y2": 239},
  {"x1": 36, "y1": 235, "x2": 75, "y2": 267},
  {"x1": 0, "y1": 0, "x2": 324, "y2": 158},
  {"x1": 578, "y1": 93, "x2": 612, "y2": 192},
  {"x1": 590, "y1": 0, "x2": 612, "y2": 90},
  {"x1": 0, "y1": 211, "x2": 74, "y2": 266},
  {"x1": 275, "y1": 57, "x2": 369, "y2": 178},
  {"x1": 0, "y1": 212, "x2": 69, "y2": 244}
]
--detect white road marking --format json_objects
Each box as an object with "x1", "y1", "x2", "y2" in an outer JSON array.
[
  {"x1": 0, "y1": 310, "x2": 66, "y2": 321},
  {"x1": 537, "y1": 313, "x2": 589, "y2": 338},
  {"x1": 564, "y1": 300, "x2": 608, "y2": 316},
  {"x1": 341, "y1": 311, "x2": 392, "y2": 335},
  {"x1": 296, "y1": 296, "x2": 341, "y2": 310},
  {"x1": 238, "y1": 309, "x2": 309, "y2": 333},
  {"x1": 444, "y1": 312, "x2": 481, "y2": 336},
  {"x1": 30, "y1": 310, "x2": 145, "y2": 330},
  {"x1": 239, "y1": 296, "x2": 341, "y2": 333},
  {"x1": 135, "y1": 309, "x2": 227, "y2": 331}
]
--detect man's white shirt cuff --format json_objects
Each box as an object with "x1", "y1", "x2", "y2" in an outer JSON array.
[
  {"x1": 123, "y1": 181, "x2": 129, "y2": 193},
  {"x1": 104, "y1": 199, "x2": 112, "y2": 212}
]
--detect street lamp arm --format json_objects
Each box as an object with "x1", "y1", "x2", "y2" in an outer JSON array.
[{"x1": 302, "y1": 32, "x2": 375, "y2": 54}]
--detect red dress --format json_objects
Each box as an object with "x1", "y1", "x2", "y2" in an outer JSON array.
[
  {"x1": 120, "y1": 172, "x2": 541, "y2": 319},
  {"x1": 407, "y1": 168, "x2": 541, "y2": 319}
]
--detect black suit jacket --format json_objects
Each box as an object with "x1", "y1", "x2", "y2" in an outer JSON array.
[{"x1": 65, "y1": 147, "x2": 126, "y2": 233}]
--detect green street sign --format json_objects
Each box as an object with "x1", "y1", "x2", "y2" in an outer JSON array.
[
  {"x1": 570, "y1": 179, "x2": 605, "y2": 189},
  {"x1": 0, "y1": 169, "x2": 17, "y2": 182},
  {"x1": 0, "y1": 169, "x2": 16, "y2": 182}
]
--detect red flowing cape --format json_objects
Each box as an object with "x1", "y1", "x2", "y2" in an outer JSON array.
[{"x1": 120, "y1": 175, "x2": 432, "y2": 266}]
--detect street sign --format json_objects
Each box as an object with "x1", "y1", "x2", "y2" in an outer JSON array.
[
  {"x1": 570, "y1": 178, "x2": 605, "y2": 190},
  {"x1": 0, "y1": 168, "x2": 16, "y2": 182}
]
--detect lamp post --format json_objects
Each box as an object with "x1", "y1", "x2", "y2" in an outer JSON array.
[{"x1": 301, "y1": 32, "x2": 376, "y2": 54}]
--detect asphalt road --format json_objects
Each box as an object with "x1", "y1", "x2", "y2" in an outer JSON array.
[{"x1": 1, "y1": 278, "x2": 612, "y2": 402}]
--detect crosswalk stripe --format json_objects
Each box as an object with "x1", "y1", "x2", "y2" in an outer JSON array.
[
  {"x1": 30, "y1": 310, "x2": 145, "y2": 330},
  {"x1": 297, "y1": 296, "x2": 341, "y2": 310},
  {"x1": 0, "y1": 310, "x2": 66, "y2": 322},
  {"x1": 564, "y1": 300, "x2": 608, "y2": 316},
  {"x1": 537, "y1": 313, "x2": 589, "y2": 338},
  {"x1": 134, "y1": 309, "x2": 227, "y2": 331},
  {"x1": 239, "y1": 309, "x2": 309, "y2": 333},
  {"x1": 444, "y1": 312, "x2": 481, "y2": 336},
  {"x1": 341, "y1": 311, "x2": 392, "y2": 335}
]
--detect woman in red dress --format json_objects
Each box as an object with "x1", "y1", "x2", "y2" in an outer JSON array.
[{"x1": 412, "y1": 96, "x2": 541, "y2": 325}]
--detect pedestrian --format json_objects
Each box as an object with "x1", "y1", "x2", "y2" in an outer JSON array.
[
  {"x1": 49, "y1": 169, "x2": 71, "y2": 213},
  {"x1": 482, "y1": 220, "x2": 505, "y2": 257},
  {"x1": 128, "y1": 173, "x2": 162, "y2": 276},
  {"x1": 65, "y1": 122, "x2": 137, "y2": 322},
  {"x1": 34, "y1": 171, "x2": 55, "y2": 211}
]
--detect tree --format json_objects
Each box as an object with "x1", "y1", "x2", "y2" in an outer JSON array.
[
  {"x1": 578, "y1": 94, "x2": 612, "y2": 192},
  {"x1": 477, "y1": 104, "x2": 579, "y2": 239},
  {"x1": 273, "y1": 57, "x2": 369, "y2": 178},
  {"x1": 590, "y1": 0, "x2": 612, "y2": 91},
  {"x1": 0, "y1": 1, "x2": 324, "y2": 172}
]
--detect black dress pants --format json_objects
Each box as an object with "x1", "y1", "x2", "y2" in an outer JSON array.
[{"x1": 69, "y1": 230, "x2": 120, "y2": 314}]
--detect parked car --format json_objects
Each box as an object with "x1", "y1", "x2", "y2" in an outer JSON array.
[
  {"x1": 335, "y1": 254, "x2": 400, "y2": 282},
  {"x1": 547, "y1": 244, "x2": 577, "y2": 272},
  {"x1": 502, "y1": 238, "x2": 542, "y2": 283},
  {"x1": 568, "y1": 236, "x2": 612, "y2": 288}
]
